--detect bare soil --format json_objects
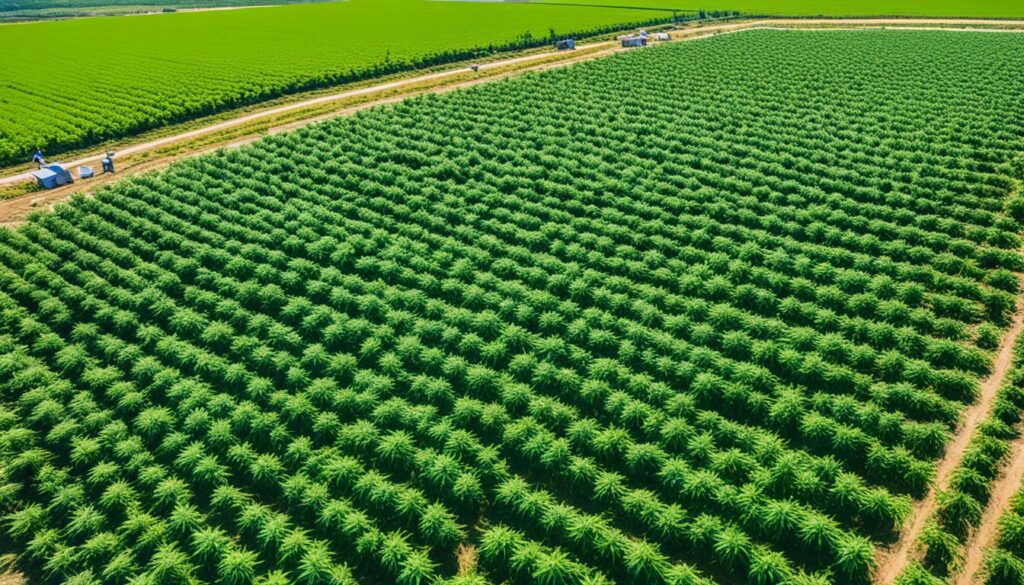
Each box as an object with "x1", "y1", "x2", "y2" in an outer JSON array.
[
  {"x1": 873, "y1": 306, "x2": 1024, "y2": 584},
  {"x1": 0, "y1": 555, "x2": 21, "y2": 585},
  {"x1": 3, "y1": 22, "x2": 771, "y2": 225},
  {"x1": 457, "y1": 543, "x2": 478, "y2": 576}
]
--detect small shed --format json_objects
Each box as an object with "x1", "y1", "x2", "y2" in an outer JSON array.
[
  {"x1": 32, "y1": 164, "x2": 73, "y2": 190},
  {"x1": 556, "y1": 39, "x2": 575, "y2": 51},
  {"x1": 621, "y1": 36, "x2": 647, "y2": 48}
]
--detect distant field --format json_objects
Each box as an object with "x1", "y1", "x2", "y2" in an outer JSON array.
[
  {"x1": 4, "y1": 0, "x2": 1020, "y2": 23},
  {"x1": 0, "y1": 0, "x2": 336, "y2": 22},
  {"x1": 533, "y1": 0, "x2": 1024, "y2": 18},
  {"x1": 0, "y1": 0, "x2": 317, "y2": 11},
  {"x1": 0, "y1": 0, "x2": 676, "y2": 166}
]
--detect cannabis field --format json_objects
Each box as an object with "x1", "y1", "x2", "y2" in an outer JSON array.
[
  {"x1": 0, "y1": 0, "x2": 678, "y2": 167},
  {"x1": 0, "y1": 29, "x2": 1022, "y2": 585}
]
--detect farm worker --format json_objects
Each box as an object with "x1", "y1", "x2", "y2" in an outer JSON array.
[
  {"x1": 102, "y1": 151, "x2": 115, "y2": 174},
  {"x1": 32, "y1": 149, "x2": 45, "y2": 169}
]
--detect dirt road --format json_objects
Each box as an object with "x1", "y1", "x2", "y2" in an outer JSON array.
[{"x1": 873, "y1": 307, "x2": 1024, "y2": 584}]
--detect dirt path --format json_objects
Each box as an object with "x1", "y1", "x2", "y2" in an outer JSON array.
[{"x1": 873, "y1": 306, "x2": 1024, "y2": 584}]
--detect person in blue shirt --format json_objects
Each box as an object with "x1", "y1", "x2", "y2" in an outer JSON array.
[{"x1": 32, "y1": 149, "x2": 45, "y2": 169}]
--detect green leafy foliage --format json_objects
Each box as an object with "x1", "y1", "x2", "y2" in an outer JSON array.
[
  {"x1": 0, "y1": 29, "x2": 1020, "y2": 585},
  {"x1": 984, "y1": 493, "x2": 1024, "y2": 584}
]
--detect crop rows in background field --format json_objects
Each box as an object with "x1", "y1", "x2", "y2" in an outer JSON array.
[
  {"x1": 0, "y1": 0, "x2": 321, "y2": 13},
  {"x1": 1, "y1": 29, "x2": 1023, "y2": 585},
  {"x1": 985, "y1": 479, "x2": 1024, "y2": 584},
  {"x1": 0, "y1": 0, "x2": 679, "y2": 167},
  {"x1": 529, "y1": 0, "x2": 1024, "y2": 18}
]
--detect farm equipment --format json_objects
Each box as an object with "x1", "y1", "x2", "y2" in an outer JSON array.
[
  {"x1": 652, "y1": 32, "x2": 672, "y2": 41},
  {"x1": 31, "y1": 164, "x2": 72, "y2": 189},
  {"x1": 102, "y1": 152, "x2": 116, "y2": 174},
  {"x1": 619, "y1": 29, "x2": 648, "y2": 48},
  {"x1": 79, "y1": 166, "x2": 94, "y2": 179},
  {"x1": 556, "y1": 39, "x2": 575, "y2": 51},
  {"x1": 619, "y1": 35, "x2": 647, "y2": 48}
]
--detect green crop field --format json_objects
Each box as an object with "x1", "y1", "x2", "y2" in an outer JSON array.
[
  {"x1": 0, "y1": 28, "x2": 1022, "y2": 585},
  {"x1": 8, "y1": 0, "x2": 1024, "y2": 19},
  {"x1": 531, "y1": 0, "x2": 1024, "y2": 18},
  {"x1": 0, "y1": 1, "x2": 334, "y2": 23},
  {"x1": 0, "y1": 0, "x2": 321, "y2": 12},
  {"x1": 0, "y1": 0, "x2": 678, "y2": 167},
  {"x1": 985, "y1": 487, "x2": 1024, "y2": 584}
]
